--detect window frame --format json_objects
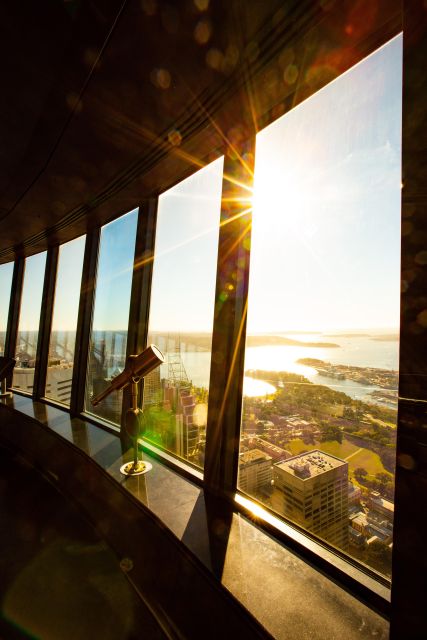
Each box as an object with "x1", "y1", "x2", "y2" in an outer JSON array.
[
  {"x1": 1, "y1": 4, "x2": 411, "y2": 625},
  {"x1": 0, "y1": 261, "x2": 15, "y2": 358},
  {"x1": 33, "y1": 246, "x2": 59, "y2": 399}
]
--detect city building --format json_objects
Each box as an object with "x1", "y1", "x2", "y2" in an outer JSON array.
[
  {"x1": 45, "y1": 364, "x2": 74, "y2": 404},
  {"x1": 14, "y1": 364, "x2": 73, "y2": 404},
  {"x1": 350, "y1": 511, "x2": 369, "y2": 536},
  {"x1": 248, "y1": 437, "x2": 292, "y2": 462},
  {"x1": 238, "y1": 448, "x2": 273, "y2": 495},
  {"x1": 175, "y1": 387, "x2": 199, "y2": 460},
  {"x1": 272, "y1": 451, "x2": 349, "y2": 550},
  {"x1": 142, "y1": 367, "x2": 162, "y2": 407},
  {"x1": 368, "y1": 492, "x2": 395, "y2": 522},
  {"x1": 348, "y1": 482, "x2": 362, "y2": 506}
]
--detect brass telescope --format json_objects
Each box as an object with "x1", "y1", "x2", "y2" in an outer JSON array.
[
  {"x1": 91, "y1": 344, "x2": 164, "y2": 406},
  {"x1": 91, "y1": 344, "x2": 165, "y2": 476}
]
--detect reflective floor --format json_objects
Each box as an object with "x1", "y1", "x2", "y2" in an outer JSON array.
[
  {"x1": 0, "y1": 444, "x2": 168, "y2": 640},
  {"x1": 0, "y1": 396, "x2": 390, "y2": 640}
]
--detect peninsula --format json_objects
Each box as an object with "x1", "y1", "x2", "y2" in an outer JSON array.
[{"x1": 297, "y1": 358, "x2": 398, "y2": 390}]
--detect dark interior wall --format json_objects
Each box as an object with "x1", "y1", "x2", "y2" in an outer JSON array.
[{"x1": 391, "y1": 2, "x2": 427, "y2": 638}]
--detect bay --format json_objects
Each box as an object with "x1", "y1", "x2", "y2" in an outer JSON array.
[{"x1": 179, "y1": 333, "x2": 399, "y2": 401}]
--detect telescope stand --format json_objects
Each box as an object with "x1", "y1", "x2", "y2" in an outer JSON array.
[
  {"x1": 120, "y1": 377, "x2": 152, "y2": 476},
  {"x1": 0, "y1": 378, "x2": 12, "y2": 399}
]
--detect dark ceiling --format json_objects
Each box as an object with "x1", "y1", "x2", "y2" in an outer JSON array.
[{"x1": 0, "y1": 0, "x2": 400, "y2": 263}]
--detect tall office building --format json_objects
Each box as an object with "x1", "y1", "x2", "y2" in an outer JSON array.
[
  {"x1": 175, "y1": 388, "x2": 198, "y2": 460},
  {"x1": 272, "y1": 450, "x2": 349, "y2": 550},
  {"x1": 14, "y1": 364, "x2": 73, "y2": 404},
  {"x1": 239, "y1": 449, "x2": 273, "y2": 496},
  {"x1": 143, "y1": 367, "x2": 162, "y2": 407}
]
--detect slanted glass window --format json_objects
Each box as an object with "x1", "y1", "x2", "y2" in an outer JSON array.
[
  {"x1": 143, "y1": 157, "x2": 224, "y2": 469},
  {"x1": 239, "y1": 35, "x2": 402, "y2": 579},
  {"x1": 45, "y1": 236, "x2": 86, "y2": 405},
  {"x1": 13, "y1": 252, "x2": 47, "y2": 391},
  {"x1": 0, "y1": 262, "x2": 14, "y2": 356},
  {"x1": 85, "y1": 210, "x2": 138, "y2": 425}
]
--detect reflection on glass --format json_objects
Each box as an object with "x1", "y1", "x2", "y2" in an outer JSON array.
[
  {"x1": 0, "y1": 262, "x2": 14, "y2": 356},
  {"x1": 85, "y1": 210, "x2": 138, "y2": 424},
  {"x1": 45, "y1": 236, "x2": 86, "y2": 405},
  {"x1": 239, "y1": 36, "x2": 402, "y2": 578},
  {"x1": 143, "y1": 157, "x2": 224, "y2": 469},
  {"x1": 13, "y1": 252, "x2": 47, "y2": 390}
]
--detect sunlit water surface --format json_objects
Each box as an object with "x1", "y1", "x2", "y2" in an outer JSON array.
[{"x1": 180, "y1": 334, "x2": 399, "y2": 400}]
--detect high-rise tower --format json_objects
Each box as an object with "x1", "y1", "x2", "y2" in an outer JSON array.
[{"x1": 272, "y1": 450, "x2": 349, "y2": 550}]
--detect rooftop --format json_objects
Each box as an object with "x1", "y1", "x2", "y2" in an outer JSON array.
[
  {"x1": 275, "y1": 450, "x2": 347, "y2": 480},
  {"x1": 350, "y1": 512, "x2": 368, "y2": 527},
  {"x1": 370, "y1": 494, "x2": 395, "y2": 513},
  {"x1": 239, "y1": 449, "x2": 272, "y2": 466}
]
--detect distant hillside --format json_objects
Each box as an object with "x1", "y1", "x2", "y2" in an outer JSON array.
[
  {"x1": 246, "y1": 335, "x2": 339, "y2": 348},
  {"x1": 149, "y1": 333, "x2": 339, "y2": 350},
  {"x1": 324, "y1": 333, "x2": 369, "y2": 338}
]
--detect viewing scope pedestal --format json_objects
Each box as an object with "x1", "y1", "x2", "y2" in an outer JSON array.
[
  {"x1": 0, "y1": 357, "x2": 16, "y2": 399},
  {"x1": 91, "y1": 345, "x2": 164, "y2": 476}
]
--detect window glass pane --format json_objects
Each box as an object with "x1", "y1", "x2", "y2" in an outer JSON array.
[
  {"x1": 239, "y1": 36, "x2": 402, "y2": 579},
  {"x1": 0, "y1": 262, "x2": 14, "y2": 356},
  {"x1": 13, "y1": 252, "x2": 47, "y2": 390},
  {"x1": 46, "y1": 236, "x2": 86, "y2": 405},
  {"x1": 143, "y1": 157, "x2": 224, "y2": 469},
  {"x1": 85, "y1": 210, "x2": 138, "y2": 424}
]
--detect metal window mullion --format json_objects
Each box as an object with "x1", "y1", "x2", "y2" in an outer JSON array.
[
  {"x1": 204, "y1": 143, "x2": 255, "y2": 495},
  {"x1": 5, "y1": 258, "x2": 24, "y2": 359},
  {"x1": 4, "y1": 257, "x2": 24, "y2": 387},
  {"x1": 390, "y1": 6, "x2": 426, "y2": 638},
  {"x1": 121, "y1": 198, "x2": 158, "y2": 435},
  {"x1": 33, "y1": 246, "x2": 59, "y2": 399},
  {"x1": 70, "y1": 229, "x2": 100, "y2": 416}
]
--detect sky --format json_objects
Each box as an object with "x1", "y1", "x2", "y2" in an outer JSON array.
[
  {"x1": 247, "y1": 34, "x2": 403, "y2": 333},
  {"x1": 16, "y1": 251, "x2": 47, "y2": 345},
  {"x1": 92, "y1": 209, "x2": 138, "y2": 331},
  {"x1": 148, "y1": 157, "x2": 223, "y2": 334},
  {"x1": 51, "y1": 235, "x2": 86, "y2": 331}
]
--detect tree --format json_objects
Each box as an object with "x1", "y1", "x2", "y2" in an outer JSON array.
[
  {"x1": 320, "y1": 423, "x2": 342, "y2": 444},
  {"x1": 343, "y1": 407, "x2": 355, "y2": 419},
  {"x1": 375, "y1": 472, "x2": 394, "y2": 498},
  {"x1": 354, "y1": 467, "x2": 368, "y2": 483},
  {"x1": 376, "y1": 472, "x2": 391, "y2": 487},
  {"x1": 303, "y1": 432, "x2": 315, "y2": 445},
  {"x1": 366, "y1": 540, "x2": 392, "y2": 575}
]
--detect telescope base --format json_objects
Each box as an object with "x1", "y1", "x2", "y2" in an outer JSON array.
[{"x1": 120, "y1": 460, "x2": 152, "y2": 476}]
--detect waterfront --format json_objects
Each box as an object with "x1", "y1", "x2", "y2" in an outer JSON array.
[
  {"x1": 92, "y1": 330, "x2": 399, "y2": 402},
  {"x1": 178, "y1": 332, "x2": 399, "y2": 402},
  {"x1": 5, "y1": 329, "x2": 399, "y2": 403}
]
